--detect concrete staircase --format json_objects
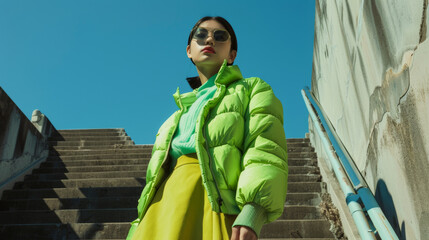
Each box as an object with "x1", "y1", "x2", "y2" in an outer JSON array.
[{"x1": 0, "y1": 129, "x2": 337, "y2": 239}]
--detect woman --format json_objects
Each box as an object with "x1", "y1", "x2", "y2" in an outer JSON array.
[{"x1": 127, "y1": 16, "x2": 288, "y2": 240}]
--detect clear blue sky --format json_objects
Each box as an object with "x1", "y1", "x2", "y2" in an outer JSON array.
[{"x1": 0, "y1": 0, "x2": 315, "y2": 144}]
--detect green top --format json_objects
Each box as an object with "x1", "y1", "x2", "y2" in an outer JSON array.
[
  {"x1": 169, "y1": 73, "x2": 218, "y2": 165},
  {"x1": 168, "y1": 73, "x2": 266, "y2": 236}
]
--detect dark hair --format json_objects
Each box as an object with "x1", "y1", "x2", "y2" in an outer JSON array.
[{"x1": 186, "y1": 16, "x2": 238, "y2": 89}]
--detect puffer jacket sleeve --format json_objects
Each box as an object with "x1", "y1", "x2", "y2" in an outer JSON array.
[{"x1": 236, "y1": 77, "x2": 288, "y2": 223}]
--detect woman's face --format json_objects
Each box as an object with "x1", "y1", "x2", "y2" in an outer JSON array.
[{"x1": 186, "y1": 20, "x2": 236, "y2": 69}]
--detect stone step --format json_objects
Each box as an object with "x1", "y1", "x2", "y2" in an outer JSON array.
[
  {"x1": 25, "y1": 171, "x2": 146, "y2": 181},
  {"x1": 50, "y1": 149, "x2": 332, "y2": 158},
  {"x1": 47, "y1": 153, "x2": 150, "y2": 161},
  {"x1": 50, "y1": 144, "x2": 152, "y2": 151},
  {"x1": 288, "y1": 182, "x2": 324, "y2": 192},
  {"x1": 13, "y1": 179, "x2": 321, "y2": 193},
  {"x1": 286, "y1": 138, "x2": 310, "y2": 143},
  {"x1": 48, "y1": 140, "x2": 134, "y2": 147},
  {"x1": 285, "y1": 193, "x2": 321, "y2": 206},
  {"x1": 287, "y1": 174, "x2": 321, "y2": 182},
  {"x1": 0, "y1": 223, "x2": 126, "y2": 239},
  {"x1": 287, "y1": 152, "x2": 317, "y2": 158},
  {"x1": 0, "y1": 222, "x2": 334, "y2": 239},
  {"x1": 49, "y1": 149, "x2": 150, "y2": 156},
  {"x1": 287, "y1": 157, "x2": 317, "y2": 161},
  {"x1": 47, "y1": 153, "x2": 316, "y2": 162},
  {"x1": 48, "y1": 136, "x2": 134, "y2": 142},
  {"x1": 52, "y1": 133, "x2": 307, "y2": 140},
  {"x1": 287, "y1": 147, "x2": 314, "y2": 152},
  {"x1": 288, "y1": 159, "x2": 317, "y2": 166},
  {"x1": 55, "y1": 132, "x2": 126, "y2": 138},
  {"x1": 52, "y1": 130, "x2": 126, "y2": 138},
  {"x1": 3, "y1": 182, "x2": 322, "y2": 201},
  {"x1": 2, "y1": 187, "x2": 144, "y2": 200},
  {"x1": 286, "y1": 142, "x2": 311, "y2": 148},
  {"x1": 14, "y1": 178, "x2": 146, "y2": 189},
  {"x1": 0, "y1": 208, "x2": 137, "y2": 224},
  {"x1": 48, "y1": 138, "x2": 306, "y2": 145},
  {"x1": 37, "y1": 159, "x2": 312, "y2": 171},
  {"x1": 0, "y1": 193, "x2": 322, "y2": 211},
  {"x1": 29, "y1": 166, "x2": 317, "y2": 180},
  {"x1": 50, "y1": 145, "x2": 314, "y2": 153},
  {"x1": 24, "y1": 172, "x2": 318, "y2": 183},
  {"x1": 44, "y1": 157, "x2": 314, "y2": 168},
  {"x1": 260, "y1": 220, "x2": 334, "y2": 238},
  {"x1": 47, "y1": 154, "x2": 315, "y2": 163},
  {"x1": 38, "y1": 158, "x2": 149, "y2": 169},
  {"x1": 0, "y1": 197, "x2": 138, "y2": 211},
  {"x1": 43, "y1": 155, "x2": 317, "y2": 168},
  {"x1": 279, "y1": 205, "x2": 322, "y2": 219},
  {"x1": 288, "y1": 166, "x2": 319, "y2": 174},
  {"x1": 35, "y1": 163, "x2": 148, "y2": 173},
  {"x1": 0, "y1": 205, "x2": 322, "y2": 224},
  {"x1": 57, "y1": 129, "x2": 125, "y2": 134},
  {"x1": 37, "y1": 164, "x2": 316, "y2": 174}
]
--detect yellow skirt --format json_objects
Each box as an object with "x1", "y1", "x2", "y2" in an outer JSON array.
[{"x1": 131, "y1": 153, "x2": 236, "y2": 240}]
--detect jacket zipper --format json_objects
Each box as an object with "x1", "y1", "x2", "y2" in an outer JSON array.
[
  {"x1": 201, "y1": 83, "x2": 226, "y2": 210},
  {"x1": 203, "y1": 119, "x2": 224, "y2": 209}
]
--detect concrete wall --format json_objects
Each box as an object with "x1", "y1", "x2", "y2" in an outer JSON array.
[
  {"x1": 310, "y1": 0, "x2": 429, "y2": 239},
  {"x1": 0, "y1": 87, "x2": 57, "y2": 196}
]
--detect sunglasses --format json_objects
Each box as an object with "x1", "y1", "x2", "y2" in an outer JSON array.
[{"x1": 192, "y1": 28, "x2": 230, "y2": 42}]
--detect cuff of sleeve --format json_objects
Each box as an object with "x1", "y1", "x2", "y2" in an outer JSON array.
[{"x1": 232, "y1": 203, "x2": 267, "y2": 237}]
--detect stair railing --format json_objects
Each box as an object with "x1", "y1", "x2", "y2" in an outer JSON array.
[{"x1": 301, "y1": 87, "x2": 399, "y2": 240}]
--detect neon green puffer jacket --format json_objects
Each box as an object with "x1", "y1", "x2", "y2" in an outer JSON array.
[{"x1": 127, "y1": 60, "x2": 288, "y2": 239}]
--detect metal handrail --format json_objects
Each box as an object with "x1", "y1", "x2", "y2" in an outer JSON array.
[{"x1": 301, "y1": 87, "x2": 399, "y2": 240}]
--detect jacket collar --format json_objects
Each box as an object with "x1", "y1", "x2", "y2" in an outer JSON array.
[
  {"x1": 174, "y1": 60, "x2": 243, "y2": 110},
  {"x1": 213, "y1": 60, "x2": 243, "y2": 86}
]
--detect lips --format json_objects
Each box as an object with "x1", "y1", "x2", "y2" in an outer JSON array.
[{"x1": 202, "y1": 46, "x2": 216, "y2": 53}]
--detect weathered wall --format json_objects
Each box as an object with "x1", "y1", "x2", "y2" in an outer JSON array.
[
  {"x1": 311, "y1": 0, "x2": 429, "y2": 239},
  {"x1": 0, "y1": 87, "x2": 56, "y2": 196}
]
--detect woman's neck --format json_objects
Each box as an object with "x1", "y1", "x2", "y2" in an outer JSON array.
[{"x1": 196, "y1": 64, "x2": 222, "y2": 85}]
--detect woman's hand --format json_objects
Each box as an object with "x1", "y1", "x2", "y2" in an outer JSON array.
[{"x1": 231, "y1": 226, "x2": 257, "y2": 240}]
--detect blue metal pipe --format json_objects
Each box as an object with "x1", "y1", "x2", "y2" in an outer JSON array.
[
  {"x1": 303, "y1": 87, "x2": 365, "y2": 189},
  {"x1": 301, "y1": 89, "x2": 376, "y2": 240},
  {"x1": 302, "y1": 87, "x2": 399, "y2": 240},
  {"x1": 357, "y1": 188, "x2": 399, "y2": 239}
]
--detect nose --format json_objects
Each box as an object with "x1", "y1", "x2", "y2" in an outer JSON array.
[{"x1": 205, "y1": 34, "x2": 215, "y2": 46}]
